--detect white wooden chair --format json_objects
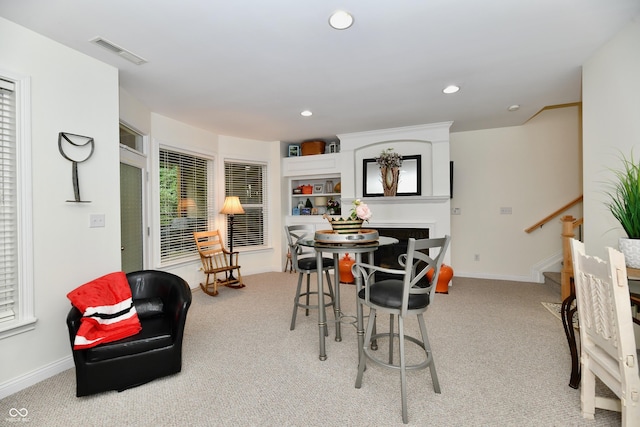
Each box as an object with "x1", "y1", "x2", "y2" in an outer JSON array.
[{"x1": 570, "y1": 239, "x2": 640, "y2": 426}]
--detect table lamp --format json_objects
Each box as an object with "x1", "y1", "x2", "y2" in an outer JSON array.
[{"x1": 220, "y1": 196, "x2": 245, "y2": 283}]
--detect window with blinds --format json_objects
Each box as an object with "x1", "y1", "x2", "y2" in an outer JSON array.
[
  {"x1": 159, "y1": 148, "x2": 212, "y2": 262},
  {"x1": 0, "y1": 78, "x2": 17, "y2": 324},
  {"x1": 224, "y1": 161, "x2": 268, "y2": 249},
  {"x1": 0, "y1": 74, "x2": 34, "y2": 338}
]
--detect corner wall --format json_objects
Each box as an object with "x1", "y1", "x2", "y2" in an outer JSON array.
[
  {"x1": 582, "y1": 17, "x2": 640, "y2": 258},
  {"x1": 150, "y1": 115, "x2": 282, "y2": 285},
  {"x1": 0, "y1": 18, "x2": 121, "y2": 393},
  {"x1": 450, "y1": 105, "x2": 582, "y2": 281}
]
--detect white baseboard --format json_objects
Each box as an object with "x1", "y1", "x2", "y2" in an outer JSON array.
[
  {"x1": 530, "y1": 251, "x2": 563, "y2": 283},
  {"x1": 454, "y1": 271, "x2": 543, "y2": 283},
  {"x1": 454, "y1": 251, "x2": 563, "y2": 284},
  {"x1": 0, "y1": 356, "x2": 74, "y2": 400}
]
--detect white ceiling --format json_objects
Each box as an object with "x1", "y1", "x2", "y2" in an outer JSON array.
[{"x1": 1, "y1": 0, "x2": 639, "y2": 142}]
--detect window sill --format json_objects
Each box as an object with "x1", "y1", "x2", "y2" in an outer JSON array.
[
  {"x1": 0, "y1": 317, "x2": 37, "y2": 340},
  {"x1": 236, "y1": 245, "x2": 272, "y2": 254}
]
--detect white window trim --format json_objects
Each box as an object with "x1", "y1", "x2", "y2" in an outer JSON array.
[
  {"x1": 119, "y1": 120, "x2": 148, "y2": 157},
  {"x1": 152, "y1": 139, "x2": 217, "y2": 268},
  {"x1": 0, "y1": 71, "x2": 36, "y2": 339}
]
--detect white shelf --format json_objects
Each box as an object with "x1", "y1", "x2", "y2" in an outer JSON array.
[
  {"x1": 292, "y1": 192, "x2": 340, "y2": 198},
  {"x1": 283, "y1": 154, "x2": 342, "y2": 226}
]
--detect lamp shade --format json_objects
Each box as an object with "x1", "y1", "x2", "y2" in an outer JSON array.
[
  {"x1": 178, "y1": 198, "x2": 197, "y2": 216},
  {"x1": 314, "y1": 196, "x2": 328, "y2": 207},
  {"x1": 220, "y1": 196, "x2": 245, "y2": 215}
]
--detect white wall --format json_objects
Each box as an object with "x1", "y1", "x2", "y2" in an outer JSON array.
[
  {"x1": 119, "y1": 88, "x2": 151, "y2": 135},
  {"x1": 450, "y1": 105, "x2": 582, "y2": 282},
  {"x1": 583, "y1": 18, "x2": 640, "y2": 258},
  {"x1": 0, "y1": 18, "x2": 120, "y2": 391},
  {"x1": 217, "y1": 134, "x2": 283, "y2": 278},
  {"x1": 0, "y1": 18, "x2": 282, "y2": 399}
]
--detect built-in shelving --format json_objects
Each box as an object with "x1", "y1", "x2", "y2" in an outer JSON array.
[{"x1": 282, "y1": 153, "x2": 342, "y2": 224}]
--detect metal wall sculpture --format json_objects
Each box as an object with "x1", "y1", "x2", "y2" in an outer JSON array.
[{"x1": 58, "y1": 132, "x2": 94, "y2": 202}]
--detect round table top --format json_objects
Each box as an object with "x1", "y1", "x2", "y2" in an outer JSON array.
[{"x1": 299, "y1": 235, "x2": 398, "y2": 252}]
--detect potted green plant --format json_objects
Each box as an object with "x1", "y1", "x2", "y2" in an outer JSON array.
[{"x1": 606, "y1": 152, "x2": 640, "y2": 268}]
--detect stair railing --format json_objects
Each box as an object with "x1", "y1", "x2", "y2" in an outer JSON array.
[
  {"x1": 524, "y1": 195, "x2": 583, "y2": 233},
  {"x1": 524, "y1": 196, "x2": 583, "y2": 300}
]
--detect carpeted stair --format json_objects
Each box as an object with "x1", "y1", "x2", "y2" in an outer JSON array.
[{"x1": 543, "y1": 271, "x2": 562, "y2": 300}]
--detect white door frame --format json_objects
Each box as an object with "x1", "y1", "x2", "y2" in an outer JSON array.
[{"x1": 120, "y1": 142, "x2": 150, "y2": 270}]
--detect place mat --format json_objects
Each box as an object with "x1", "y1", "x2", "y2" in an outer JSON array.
[{"x1": 542, "y1": 301, "x2": 579, "y2": 329}]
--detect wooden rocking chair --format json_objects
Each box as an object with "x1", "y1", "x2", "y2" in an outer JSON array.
[{"x1": 194, "y1": 230, "x2": 244, "y2": 296}]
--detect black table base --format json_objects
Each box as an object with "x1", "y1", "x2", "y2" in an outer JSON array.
[{"x1": 561, "y1": 292, "x2": 580, "y2": 389}]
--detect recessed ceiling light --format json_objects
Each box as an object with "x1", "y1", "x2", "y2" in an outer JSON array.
[
  {"x1": 443, "y1": 85, "x2": 460, "y2": 94},
  {"x1": 329, "y1": 10, "x2": 354, "y2": 30},
  {"x1": 508, "y1": 104, "x2": 520, "y2": 112},
  {"x1": 300, "y1": 110, "x2": 313, "y2": 117}
]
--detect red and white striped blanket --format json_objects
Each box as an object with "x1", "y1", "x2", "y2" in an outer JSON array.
[{"x1": 67, "y1": 272, "x2": 142, "y2": 350}]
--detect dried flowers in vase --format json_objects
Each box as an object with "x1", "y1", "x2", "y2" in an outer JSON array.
[{"x1": 375, "y1": 148, "x2": 403, "y2": 196}]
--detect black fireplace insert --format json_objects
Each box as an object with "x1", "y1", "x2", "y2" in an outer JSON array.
[{"x1": 372, "y1": 227, "x2": 430, "y2": 285}]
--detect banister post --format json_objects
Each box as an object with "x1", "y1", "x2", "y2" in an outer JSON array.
[{"x1": 561, "y1": 215, "x2": 576, "y2": 301}]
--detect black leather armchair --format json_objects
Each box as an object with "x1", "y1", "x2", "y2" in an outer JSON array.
[{"x1": 66, "y1": 270, "x2": 192, "y2": 397}]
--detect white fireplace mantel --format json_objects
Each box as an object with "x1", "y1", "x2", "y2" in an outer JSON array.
[
  {"x1": 336, "y1": 122, "x2": 452, "y2": 253},
  {"x1": 344, "y1": 196, "x2": 450, "y2": 205},
  {"x1": 338, "y1": 122, "x2": 453, "y2": 151},
  {"x1": 337, "y1": 122, "x2": 452, "y2": 201}
]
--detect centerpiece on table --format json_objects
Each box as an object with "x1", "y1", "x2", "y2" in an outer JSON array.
[
  {"x1": 376, "y1": 148, "x2": 403, "y2": 196},
  {"x1": 323, "y1": 199, "x2": 372, "y2": 234},
  {"x1": 606, "y1": 151, "x2": 640, "y2": 268}
]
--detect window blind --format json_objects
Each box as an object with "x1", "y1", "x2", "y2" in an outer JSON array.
[
  {"x1": 224, "y1": 161, "x2": 268, "y2": 248},
  {"x1": 0, "y1": 78, "x2": 17, "y2": 323},
  {"x1": 159, "y1": 148, "x2": 211, "y2": 262}
]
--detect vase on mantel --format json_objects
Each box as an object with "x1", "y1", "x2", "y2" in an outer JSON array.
[{"x1": 381, "y1": 166, "x2": 399, "y2": 196}]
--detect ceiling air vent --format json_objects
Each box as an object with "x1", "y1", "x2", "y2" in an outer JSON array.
[{"x1": 90, "y1": 37, "x2": 147, "y2": 65}]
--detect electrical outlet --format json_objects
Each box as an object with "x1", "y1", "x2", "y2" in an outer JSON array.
[
  {"x1": 474, "y1": 254, "x2": 480, "y2": 261},
  {"x1": 500, "y1": 207, "x2": 513, "y2": 215},
  {"x1": 89, "y1": 214, "x2": 105, "y2": 228},
  {"x1": 451, "y1": 207, "x2": 461, "y2": 215}
]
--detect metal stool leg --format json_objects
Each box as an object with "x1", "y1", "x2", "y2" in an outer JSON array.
[{"x1": 290, "y1": 273, "x2": 304, "y2": 330}]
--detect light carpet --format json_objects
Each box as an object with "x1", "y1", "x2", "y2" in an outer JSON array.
[{"x1": 0, "y1": 273, "x2": 620, "y2": 426}]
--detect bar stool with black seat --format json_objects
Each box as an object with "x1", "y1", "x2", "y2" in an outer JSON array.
[
  {"x1": 352, "y1": 235, "x2": 450, "y2": 424},
  {"x1": 284, "y1": 225, "x2": 336, "y2": 332}
]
